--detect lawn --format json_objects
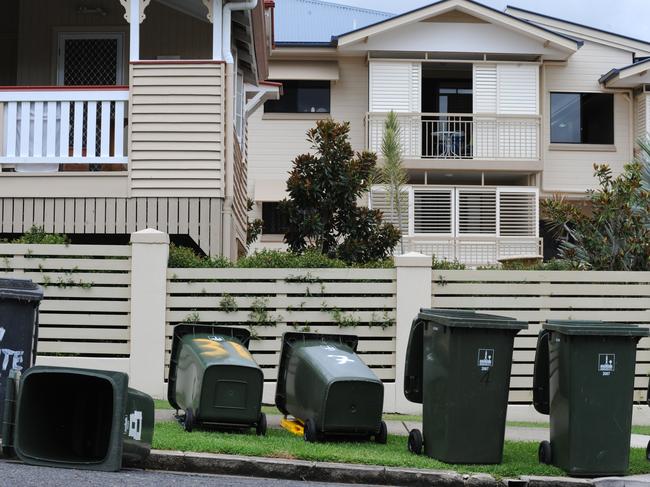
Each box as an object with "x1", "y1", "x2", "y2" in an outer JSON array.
[{"x1": 152, "y1": 422, "x2": 650, "y2": 479}]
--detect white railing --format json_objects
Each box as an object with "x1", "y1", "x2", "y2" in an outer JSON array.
[
  {"x1": 0, "y1": 87, "x2": 129, "y2": 171},
  {"x1": 366, "y1": 112, "x2": 540, "y2": 161},
  {"x1": 406, "y1": 236, "x2": 543, "y2": 267}
]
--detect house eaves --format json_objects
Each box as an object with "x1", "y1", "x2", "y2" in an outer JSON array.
[
  {"x1": 505, "y1": 5, "x2": 650, "y2": 57},
  {"x1": 334, "y1": 0, "x2": 582, "y2": 54},
  {"x1": 600, "y1": 57, "x2": 650, "y2": 88}
]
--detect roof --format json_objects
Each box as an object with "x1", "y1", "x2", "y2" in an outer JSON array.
[
  {"x1": 335, "y1": 0, "x2": 582, "y2": 53},
  {"x1": 273, "y1": 0, "x2": 392, "y2": 44},
  {"x1": 505, "y1": 5, "x2": 650, "y2": 48},
  {"x1": 599, "y1": 57, "x2": 650, "y2": 88}
]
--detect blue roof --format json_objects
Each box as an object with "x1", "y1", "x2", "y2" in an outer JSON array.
[{"x1": 274, "y1": 0, "x2": 393, "y2": 44}]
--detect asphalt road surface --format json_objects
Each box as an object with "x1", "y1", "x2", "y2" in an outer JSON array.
[{"x1": 0, "y1": 461, "x2": 382, "y2": 487}]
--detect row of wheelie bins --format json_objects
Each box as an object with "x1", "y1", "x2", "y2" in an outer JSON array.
[{"x1": 1, "y1": 276, "x2": 649, "y2": 476}]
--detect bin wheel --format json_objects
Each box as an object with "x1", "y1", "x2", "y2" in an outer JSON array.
[
  {"x1": 408, "y1": 429, "x2": 423, "y2": 455},
  {"x1": 375, "y1": 421, "x2": 388, "y2": 444},
  {"x1": 183, "y1": 408, "x2": 194, "y2": 433},
  {"x1": 256, "y1": 412, "x2": 267, "y2": 436},
  {"x1": 538, "y1": 440, "x2": 552, "y2": 465},
  {"x1": 304, "y1": 418, "x2": 318, "y2": 443}
]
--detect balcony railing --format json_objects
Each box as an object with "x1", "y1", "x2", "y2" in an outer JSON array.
[
  {"x1": 0, "y1": 86, "x2": 129, "y2": 172},
  {"x1": 366, "y1": 112, "x2": 541, "y2": 161}
]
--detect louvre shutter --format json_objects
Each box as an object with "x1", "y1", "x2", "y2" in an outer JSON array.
[
  {"x1": 412, "y1": 188, "x2": 453, "y2": 235},
  {"x1": 369, "y1": 61, "x2": 421, "y2": 156},
  {"x1": 456, "y1": 188, "x2": 497, "y2": 235},
  {"x1": 498, "y1": 189, "x2": 538, "y2": 237},
  {"x1": 369, "y1": 187, "x2": 410, "y2": 235},
  {"x1": 473, "y1": 64, "x2": 497, "y2": 159}
]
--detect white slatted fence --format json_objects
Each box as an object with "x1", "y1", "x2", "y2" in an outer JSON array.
[
  {"x1": 431, "y1": 270, "x2": 650, "y2": 403},
  {"x1": 166, "y1": 268, "x2": 397, "y2": 404},
  {"x1": 0, "y1": 244, "x2": 131, "y2": 371}
]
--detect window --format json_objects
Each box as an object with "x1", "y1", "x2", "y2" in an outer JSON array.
[
  {"x1": 262, "y1": 202, "x2": 289, "y2": 235},
  {"x1": 264, "y1": 80, "x2": 330, "y2": 113},
  {"x1": 235, "y1": 69, "x2": 245, "y2": 144},
  {"x1": 550, "y1": 93, "x2": 614, "y2": 144}
]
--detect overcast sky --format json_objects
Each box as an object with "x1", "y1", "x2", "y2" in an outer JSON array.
[{"x1": 325, "y1": 0, "x2": 650, "y2": 42}]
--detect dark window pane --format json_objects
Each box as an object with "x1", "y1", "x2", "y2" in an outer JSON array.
[
  {"x1": 581, "y1": 93, "x2": 614, "y2": 144},
  {"x1": 264, "y1": 80, "x2": 330, "y2": 113},
  {"x1": 262, "y1": 202, "x2": 289, "y2": 235},
  {"x1": 551, "y1": 93, "x2": 581, "y2": 143},
  {"x1": 550, "y1": 92, "x2": 613, "y2": 144}
]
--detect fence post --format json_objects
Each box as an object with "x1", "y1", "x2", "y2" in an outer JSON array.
[
  {"x1": 129, "y1": 228, "x2": 169, "y2": 398},
  {"x1": 394, "y1": 252, "x2": 432, "y2": 413}
]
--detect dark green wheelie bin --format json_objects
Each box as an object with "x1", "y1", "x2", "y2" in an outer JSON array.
[
  {"x1": 404, "y1": 309, "x2": 527, "y2": 464},
  {"x1": 1, "y1": 366, "x2": 154, "y2": 471},
  {"x1": 0, "y1": 278, "x2": 43, "y2": 425},
  {"x1": 533, "y1": 320, "x2": 649, "y2": 476},
  {"x1": 275, "y1": 332, "x2": 386, "y2": 443},
  {"x1": 168, "y1": 324, "x2": 266, "y2": 434}
]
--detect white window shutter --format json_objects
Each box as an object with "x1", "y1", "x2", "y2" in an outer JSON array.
[
  {"x1": 369, "y1": 186, "x2": 410, "y2": 235},
  {"x1": 369, "y1": 61, "x2": 421, "y2": 157},
  {"x1": 496, "y1": 64, "x2": 539, "y2": 115},
  {"x1": 498, "y1": 189, "x2": 539, "y2": 237},
  {"x1": 412, "y1": 188, "x2": 453, "y2": 235},
  {"x1": 456, "y1": 188, "x2": 497, "y2": 235},
  {"x1": 472, "y1": 64, "x2": 497, "y2": 114}
]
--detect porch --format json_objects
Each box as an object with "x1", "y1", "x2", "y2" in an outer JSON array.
[{"x1": 369, "y1": 185, "x2": 541, "y2": 267}]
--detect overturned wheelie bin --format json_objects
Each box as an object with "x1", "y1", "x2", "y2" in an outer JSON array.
[
  {"x1": 168, "y1": 324, "x2": 266, "y2": 435},
  {"x1": 275, "y1": 332, "x2": 386, "y2": 443},
  {"x1": 534, "y1": 320, "x2": 648, "y2": 476},
  {"x1": 404, "y1": 309, "x2": 527, "y2": 464},
  {"x1": 2, "y1": 366, "x2": 154, "y2": 472}
]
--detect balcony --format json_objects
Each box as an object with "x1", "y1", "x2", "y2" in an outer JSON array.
[
  {"x1": 366, "y1": 112, "x2": 541, "y2": 169},
  {"x1": 0, "y1": 87, "x2": 129, "y2": 173},
  {"x1": 369, "y1": 185, "x2": 541, "y2": 267}
]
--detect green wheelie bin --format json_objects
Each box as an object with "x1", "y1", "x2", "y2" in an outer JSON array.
[
  {"x1": 167, "y1": 324, "x2": 266, "y2": 434},
  {"x1": 275, "y1": 332, "x2": 386, "y2": 443},
  {"x1": 533, "y1": 320, "x2": 649, "y2": 476},
  {"x1": 1, "y1": 366, "x2": 154, "y2": 472},
  {"x1": 404, "y1": 309, "x2": 527, "y2": 464}
]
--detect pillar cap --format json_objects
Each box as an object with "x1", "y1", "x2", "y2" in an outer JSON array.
[
  {"x1": 130, "y1": 228, "x2": 170, "y2": 244},
  {"x1": 393, "y1": 252, "x2": 431, "y2": 268}
]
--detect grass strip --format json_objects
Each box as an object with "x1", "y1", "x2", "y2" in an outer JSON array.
[{"x1": 151, "y1": 422, "x2": 650, "y2": 479}]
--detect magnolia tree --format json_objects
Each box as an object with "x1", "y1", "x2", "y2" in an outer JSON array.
[
  {"x1": 542, "y1": 137, "x2": 650, "y2": 270},
  {"x1": 282, "y1": 120, "x2": 400, "y2": 263}
]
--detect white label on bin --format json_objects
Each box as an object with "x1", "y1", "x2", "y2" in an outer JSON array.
[
  {"x1": 0, "y1": 327, "x2": 5, "y2": 341},
  {"x1": 124, "y1": 410, "x2": 143, "y2": 441},
  {"x1": 598, "y1": 354, "x2": 615, "y2": 376},
  {"x1": 477, "y1": 349, "x2": 494, "y2": 371},
  {"x1": 208, "y1": 336, "x2": 224, "y2": 342},
  {"x1": 321, "y1": 345, "x2": 336, "y2": 352},
  {"x1": 328, "y1": 354, "x2": 354, "y2": 365}
]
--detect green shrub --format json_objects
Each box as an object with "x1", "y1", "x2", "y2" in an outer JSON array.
[
  {"x1": 431, "y1": 256, "x2": 466, "y2": 270},
  {"x1": 168, "y1": 244, "x2": 231, "y2": 268},
  {"x1": 12, "y1": 226, "x2": 68, "y2": 245},
  {"x1": 237, "y1": 249, "x2": 347, "y2": 268}
]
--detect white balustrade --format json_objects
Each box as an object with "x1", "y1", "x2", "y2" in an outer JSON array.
[{"x1": 0, "y1": 88, "x2": 129, "y2": 171}]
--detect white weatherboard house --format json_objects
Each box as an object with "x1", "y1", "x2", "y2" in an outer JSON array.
[
  {"x1": 0, "y1": 0, "x2": 279, "y2": 259},
  {"x1": 248, "y1": 0, "x2": 650, "y2": 266}
]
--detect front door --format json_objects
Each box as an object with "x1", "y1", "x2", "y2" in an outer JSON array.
[{"x1": 57, "y1": 33, "x2": 124, "y2": 86}]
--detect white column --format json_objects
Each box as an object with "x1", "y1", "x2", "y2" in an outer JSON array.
[
  {"x1": 393, "y1": 252, "x2": 432, "y2": 414},
  {"x1": 129, "y1": 228, "x2": 169, "y2": 398},
  {"x1": 129, "y1": 0, "x2": 140, "y2": 61}
]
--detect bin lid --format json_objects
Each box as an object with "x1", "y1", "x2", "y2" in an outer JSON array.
[
  {"x1": 418, "y1": 308, "x2": 528, "y2": 330},
  {"x1": 0, "y1": 279, "x2": 43, "y2": 303},
  {"x1": 544, "y1": 320, "x2": 650, "y2": 337},
  {"x1": 167, "y1": 325, "x2": 251, "y2": 411}
]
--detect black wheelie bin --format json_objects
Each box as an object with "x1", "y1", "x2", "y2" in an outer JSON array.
[
  {"x1": 275, "y1": 332, "x2": 386, "y2": 443},
  {"x1": 404, "y1": 309, "x2": 527, "y2": 464},
  {"x1": 2, "y1": 366, "x2": 154, "y2": 472},
  {"x1": 167, "y1": 324, "x2": 266, "y2": 434},
  {"x1": 533, "y1": 320, "x2": 649, "y2": 476},
  {"x1": 0, "y1": 278, "x2": 43, "y2": 424}
]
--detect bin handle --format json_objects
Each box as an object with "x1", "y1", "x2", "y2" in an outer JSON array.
[{"x1": 532, "y1": 329, "x2": 551, "y2": 415}]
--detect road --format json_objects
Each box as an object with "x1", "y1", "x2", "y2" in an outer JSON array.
[{"x1": 0, "y1": 460, "x2": 381, "y2": 487}]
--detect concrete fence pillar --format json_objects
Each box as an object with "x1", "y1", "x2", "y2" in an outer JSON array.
[
  {"x1": 129, "y1": 228, "x2": 169, "y2": 398},
  {"x1": 393, "y1": 252, "x2": 432, "y2": 414}
]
